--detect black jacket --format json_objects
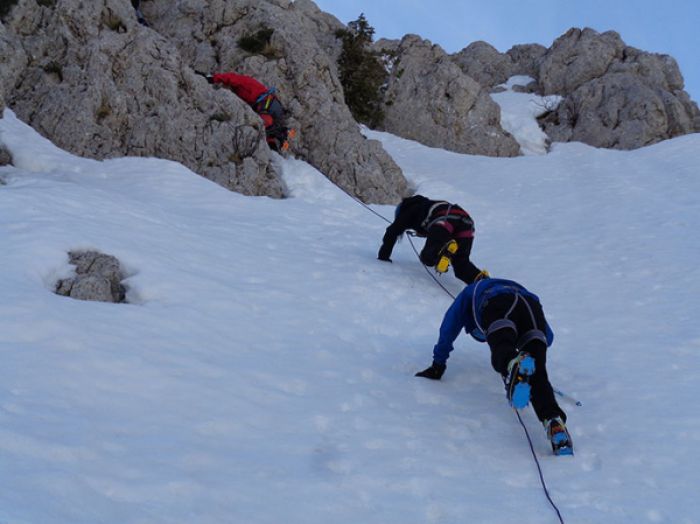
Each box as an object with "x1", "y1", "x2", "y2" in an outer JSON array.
[{"x1": 378, "y1": 195, "x2": 473, "y2": 262}]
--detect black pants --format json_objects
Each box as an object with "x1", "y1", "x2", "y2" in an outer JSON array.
[
  {"x1": 482, "y1": 293, "x2": 566, "y2": 423},
  {"x1": 261, "y1": 99, "x2": 288, "y2": 151},
  {"x1": 420, "y1": 226, "x2": 481, "y2": 284}
]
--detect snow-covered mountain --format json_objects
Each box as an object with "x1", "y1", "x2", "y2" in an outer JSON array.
[{"x1": 1, "y1": 89, "x2": 699, "y2": 523}]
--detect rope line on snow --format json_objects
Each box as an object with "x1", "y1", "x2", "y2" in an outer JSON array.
[
  {"x1": 515, "y1": 409, "x2": 566, "y2": 524},
  {"x1": 343, "y1": 189, "x2": 395, "y2": 224},
  {"x1": 338, "y1": 188, "x2": 566, "y2": 523},
  {"x1": 405, "y1": 232, "x2": 457, "y2": 299}
]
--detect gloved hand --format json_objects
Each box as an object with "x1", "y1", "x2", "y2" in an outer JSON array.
[
  {"x1": 377, "y1": 245, "x2": 392, "y2": 262},
  {"x1": 195, "y1": 71, "x2": 214, "y2": 84},
  {"x1": 415, "y1": 362, "x2": 446, "y2": 380}
]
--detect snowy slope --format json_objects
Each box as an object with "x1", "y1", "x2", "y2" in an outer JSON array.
[{"x1": 1, "y1": 107, "x2": 699, "y2": 524}]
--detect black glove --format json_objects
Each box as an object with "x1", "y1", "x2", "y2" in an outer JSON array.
[
  {"x1": 377, "y1": 245, "x2": 392, "y2": 262},
  {"x1": 195, "y1": 71, "x2": 214, "y2": 84},
  {"x1": 415, "y1": 362, "x2": 446, "y2": 380}
]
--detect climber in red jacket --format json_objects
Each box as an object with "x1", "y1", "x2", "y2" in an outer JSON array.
[{"x1": 199, "y1": 71, "x2": 292, "y2": 152}]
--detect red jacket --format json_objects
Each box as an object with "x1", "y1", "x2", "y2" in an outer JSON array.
[
  {"x1": 212, "y1": 72, "x2": 275, "y2": 127},
  {"x1": 212, "y1": 72, "x2": 269, "y2": 105}
]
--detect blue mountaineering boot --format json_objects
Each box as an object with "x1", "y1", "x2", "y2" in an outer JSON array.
[
  {"x1": 505, "y1": 351, "x2": 535, "y2": 409},
  {"x1": 545, "y1": 416, "x2": 574, "y2": 456}
]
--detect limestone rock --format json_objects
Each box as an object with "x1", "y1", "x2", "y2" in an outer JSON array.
[
  {"x1": 0, "y1": 12, "x2": 28, "y2": 114},
  {"x1": 450, "y1": 42, "x2": 546, "y2": 91},
  {"x1": 506, "y1": 44, "x2": 547, "y2": 82},
  {"x1": 382, "y1": 35, "x2": 520, "y2": 157},
  {"x1": 0, "y1": 12, "x2": 27, "y2": 165},
  {"x1": 539, "y1": 28, "x2": 625, "y2": 95},
  {"x1": 56, "y1": 251, "x2": 126, "y2": 303},
  {"x1": 452, "y1": 41, "x2": 513, "y2": 87},
  {"x1": 291, "y1": 0, "x2": 345, "y2": 65},
  {"x1": 538, "y1": 27, "x2": 700, "y2": 149},
  {"x1": 0, "y1": 144, "x2": 11, "y2": 166},
  {"x1": 374, "y1": 38, "x2": 400, "y2": 55},
  {"x1": 141, "y1": 0, "x2": 408, "y2": 203},
  {"x1": 3, "y1": 0, "x2": 283, "y2": 197}
]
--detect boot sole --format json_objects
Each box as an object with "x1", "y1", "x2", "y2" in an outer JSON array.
[
  {"x1": 551, "y1": 429, "x2": 574, "y2": 455},
  {"x1": 510, "y1": 382, "x2": 531, "y2": 409},
  {"x1": 509, "y1": 355, "x2": 535, "y2": 409},
  {"x1": 553, "y1": 443, "x2": 574, "y2": 456}
]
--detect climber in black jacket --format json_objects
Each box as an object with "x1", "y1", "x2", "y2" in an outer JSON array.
[{"x1": 377, "y1": 194, "x2": 487, "y2": 284}]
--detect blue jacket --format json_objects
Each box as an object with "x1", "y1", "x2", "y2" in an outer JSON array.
[{"x1": 432, "y1": 278, "x2": 554, "y2": 364}]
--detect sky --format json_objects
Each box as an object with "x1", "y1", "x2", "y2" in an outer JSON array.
[
  {"x1": 313, "y1": 0, "x2": 700, "y2": 104},
  {"x1": 1, "y1": 79, "x2": 700, "y2": 522}
]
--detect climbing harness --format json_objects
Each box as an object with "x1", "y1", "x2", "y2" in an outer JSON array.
[
  {"x1": 253, "y1": 87, "x2": 278, "y2": 113},
  {"x1": 422, "y1": 202, "x2": 475, "y2": 238}
]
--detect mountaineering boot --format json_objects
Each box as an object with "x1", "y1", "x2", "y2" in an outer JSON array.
[
  {"x1": 505, "y1": 351, "x2": 535, "y2": 409},
  {"x1": 545, "y1": 417, "x2": 574, "y2": 456},
  {"x1": 280, "y1": 128, "x2": 297, "y2": 154},
  {"x1": 436, "y1": 240, "x2": 458, "y2": 273}
]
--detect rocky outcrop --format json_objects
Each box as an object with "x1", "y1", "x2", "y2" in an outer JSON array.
[
  {"x1": 2, "y1": 0, "x2": 698, "y2": 186},
  {"x1": 140, "y1": 0, "x2": 408, "y2": 203},
  {"x1": 506, "y1": 44, "x2": 548, "y2": 80},
  {"x1": 1, "y1": 14, "x2": 25, "y2": 166},
  {"x1": 0, "y1": 13, "x2": 27, "y2": 114},
  {"x1": 451, "y1": 41, "x2": 513, "y2": 88},
  {"x1": 538, "y1": 28, "x2": 625, "y2": 95},
  {"x1": 537, "y1": 28, "x2": 700, "y2": 149},
  {"x1": 451, "y1": 42, "x2": 546, "y2": 90},
  {"x1": 56, "y1": 251, "x2": 127, "y2": 303},
  {"x1": 380, "y1": 35, "x2": 520, "y2": 157},
  {"x1": 2, "y1": 0, "x2": 283, "y2": 197},
  {"x1": 0, "y1": 144, "x2": 11, "y2": 166},
  {"x1": 1, "y1": 0, "x2": 407, "y2": 203},
  {"x1": 448, "y1": 28, "x2": 699, "y2": 150},
  {"x1": 291, "y1": 0, "x2": 345, "y2": 65}
]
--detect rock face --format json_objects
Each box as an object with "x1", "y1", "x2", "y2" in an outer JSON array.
[
  {"x1": 0, "y1": 0, "x2": 408, "y2": 203},
  {"x1": 2, "y1": 0, "x2": 698, "y2": 191},
  {"x1": 56, "y1": 251, "x2": 127, "y2": 303},
  {"x1": 0, "y1": 13, "x2": 27, "y2": 115},
  {"x1": 537, "y1": 28, "x2": 700, "y2": 149},
  {"x1": 291, "y1": 0, "x2": 345, "y2": 65},
  {"x1": 2, "y1": 0, "x2": 284, "y2": 197},
  {"x1": 538, "y1": 28, "x2": 625, "y2": 95},
  {"x1": 380, "y1": 35, "x2": 520, "y2": 157},
  {"x1": 506, "y1": 44, "x2": 548, "y2": 80},
  {"x1": 451, "y1": 42, "x2": 547, "y2": 89},
  {"x1": 0, "y1": 144, "x2": 11, "y2": 166},
  {"x1": 139, "y1": 0, "x2": 408, "y2": 203},
  {"x1": 451, "y1": 41, "x2": 513, "y2": 88},
  {"x1": 448, "y1": 28, "x2": 699, "y2": 150}
]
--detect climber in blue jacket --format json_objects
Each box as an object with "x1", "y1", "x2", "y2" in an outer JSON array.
[{"x1": 415, "y1": 276, "x2": 573, "y2": 455}]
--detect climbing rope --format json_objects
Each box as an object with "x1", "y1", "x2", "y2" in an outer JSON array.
[
  {"x1": 405, "y1": 232, "x2": 456, "y2": 299},
  {"x1": 343, "y1": 189, "x2": 395, "y2": 224},
  {"x1": 515, "y1": 410, "x2": 566, "y2": 524},
  {"x1": 338, "y1": 187, "x2": 567, "y2": 523}
]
